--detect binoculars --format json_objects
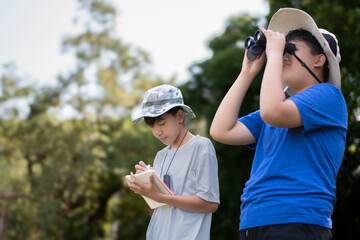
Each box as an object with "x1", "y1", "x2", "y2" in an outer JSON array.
[{"x1": 244, "y1": 29, "x2": 296, "y2": 61}]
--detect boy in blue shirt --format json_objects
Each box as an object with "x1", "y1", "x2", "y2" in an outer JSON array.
[{"x1": 210, "y1": 8, "x2": 347, "y2": 240}]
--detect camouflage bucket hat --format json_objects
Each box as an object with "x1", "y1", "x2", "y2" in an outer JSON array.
[{"x1": 132, "y1": 84, "x2": 196, "y2": 124}]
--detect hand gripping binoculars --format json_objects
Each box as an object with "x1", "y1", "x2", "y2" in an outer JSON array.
[{"x1": 244, "y1": 29, "x2": 296, "y2": 61}]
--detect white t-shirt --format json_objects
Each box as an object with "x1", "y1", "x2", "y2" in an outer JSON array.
[{"x1": 146, "y1": 135, "x2": 220, "y2": 240}]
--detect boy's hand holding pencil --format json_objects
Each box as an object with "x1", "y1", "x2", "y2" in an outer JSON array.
[{"x1": 135, "y1": 161, "x2": 152, "y2": 174}]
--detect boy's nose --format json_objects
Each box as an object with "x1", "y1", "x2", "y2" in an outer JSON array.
[
  {"x1": 283, "y1": 52, "x2": 291, "y2": 59},
  {"x1": 156, "y1": 128, "x2": 163, "y2": 136}
]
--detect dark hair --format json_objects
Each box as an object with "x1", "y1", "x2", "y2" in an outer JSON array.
[
  {"x1": 286, "y1": 29, "x2": 329, "y2": 82},
  {"x1": 144, "y1": 106, "x2": 183, "y2": 127}
]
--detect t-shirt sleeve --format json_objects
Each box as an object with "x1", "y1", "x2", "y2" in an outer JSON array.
[
  {"x1": 238, "y1": 110, "x2": 263, "y2": 148},
  {"x1": 194, "y1": 138, "x2": 220, "y2": 204},
  {"x1": 290, "y1": 84, "x2": 347, "y2": 132}
]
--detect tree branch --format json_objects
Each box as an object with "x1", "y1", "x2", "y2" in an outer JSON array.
[{"x1": 0, "y1": 193, "x2": 30, "y2": 200}]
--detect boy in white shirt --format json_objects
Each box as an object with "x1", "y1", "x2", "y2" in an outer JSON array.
[{"x1": 126, "y1": 84, "x2": 220, "y2": 240}]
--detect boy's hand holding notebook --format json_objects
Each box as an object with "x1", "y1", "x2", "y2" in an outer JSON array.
[{"x1": 125, "y1": 168, "x2": 175, "y2": 209}]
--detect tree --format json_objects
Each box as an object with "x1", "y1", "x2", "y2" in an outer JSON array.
[{"x1": 0, "y1": 0, "x2": 166, "y2": 239}]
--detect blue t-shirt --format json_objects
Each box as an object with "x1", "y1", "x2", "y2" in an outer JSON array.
[{"x1": 238, "y1": 83, "x2": 348, "y2": 230}]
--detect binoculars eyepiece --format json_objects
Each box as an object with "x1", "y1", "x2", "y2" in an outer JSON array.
[{"x1": 244, "y1": 30, "x2": 296, "y2": 61}]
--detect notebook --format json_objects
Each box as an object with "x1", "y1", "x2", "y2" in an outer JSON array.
[{"x1": 125, "y1": 169, "x2": 175, "y2": 209}]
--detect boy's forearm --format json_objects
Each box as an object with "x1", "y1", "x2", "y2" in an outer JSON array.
[
  {"x1": 210, "y1": 72, "x2": 252, "y2": 141},
  {"x1": 155, "y1": 193, "x2": 218, "y2": 213},
  {"x1": 259, "y1": 57, "x2": 302, "y2": 128},
  {"x1": 260, "y1": 56, "x2": 286, "y2": 118}
]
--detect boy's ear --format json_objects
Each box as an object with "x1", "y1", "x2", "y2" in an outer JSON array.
[
  {"x1": 177, "y1": 109, "x2": 185, "y2": 123},
  {"x1": 314, "y1": 54, "x2": 327, "y2": 67}
]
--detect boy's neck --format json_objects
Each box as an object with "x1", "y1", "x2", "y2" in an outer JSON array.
[{"x1": 170, "y1": 129, "x2": 193, "y2": 149}]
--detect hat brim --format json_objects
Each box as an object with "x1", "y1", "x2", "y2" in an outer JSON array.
[
  {"x1": 268, "y1": 8, "x2": 341, "y2": 94},
  {"x1": 132, "y1": 104, "x2": 196, "y2": 124}
]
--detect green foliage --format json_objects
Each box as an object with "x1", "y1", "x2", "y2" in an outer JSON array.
[
  {"x1": 0, "y1": 0, "x2": 166, "y2": 239},
  {"x1": 183, "y1": 14, "x2": 263, "y2": 125}
]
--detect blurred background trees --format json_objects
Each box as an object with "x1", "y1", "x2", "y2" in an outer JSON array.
[{"x1": 0, "y1": 0, "x2": 359, "y2": 239}]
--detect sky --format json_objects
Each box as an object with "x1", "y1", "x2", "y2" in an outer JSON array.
[{"x1": 0, "y1": 0, "x2": 268, "y2": 86}]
